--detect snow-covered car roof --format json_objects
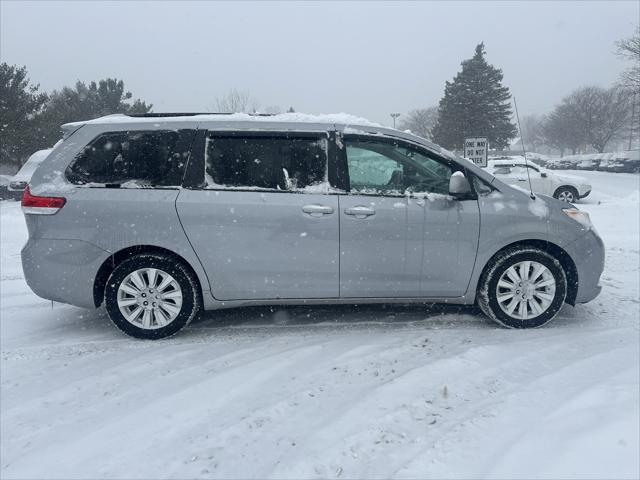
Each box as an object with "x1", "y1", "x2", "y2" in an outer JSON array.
[
  {"x1": 0, "y1": 174, "x2": 12, "y2": 187},
  {"x1": 12, "y1": 149, "x2": 53, "y2": 182},
  {"x1": 487, "y1": 157, "x2": 540, "y2": 168}
]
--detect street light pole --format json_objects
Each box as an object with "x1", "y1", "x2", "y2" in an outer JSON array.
[{"x1": 390, "y1": 113, "x2": 400, "y2": 129}]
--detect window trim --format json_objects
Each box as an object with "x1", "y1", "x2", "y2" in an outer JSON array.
[
  {"x1": 339, "y1": 133, "x2": 477, "y2": 199},
  {"x1": 194, "y1": 130, "x2": 337, "y2": 194}
]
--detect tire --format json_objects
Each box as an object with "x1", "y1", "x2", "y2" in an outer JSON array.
[
  {"x1": 105, "y1": 253, "x2": 200, "y2": 339},
  {"x1": 477, "y1": 247, "x2": 567, "y2": 328},
  {"x1": 553, "y1": 186, "x2": 578, "y2": 203}
]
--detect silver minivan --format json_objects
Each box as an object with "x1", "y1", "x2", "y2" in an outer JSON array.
[{"x1": 21, "y1": 113, "x2": 604, "y2": 339}]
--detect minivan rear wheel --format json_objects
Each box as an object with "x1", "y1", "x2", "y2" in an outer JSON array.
[
  {"x1": 105, "y1": 254, "x2": 200, "y2": 339},
  {"x1": 478, "y1": 247, "x2": 567, "y2": 328}
]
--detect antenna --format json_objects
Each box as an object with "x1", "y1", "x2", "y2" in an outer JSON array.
[{"x1": 513, "y1": 97, "x2": 535, "y2": 200}]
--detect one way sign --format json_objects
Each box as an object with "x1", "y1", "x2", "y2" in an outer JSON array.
[{"x1": 464, "y1": 137, "x2": 488, "y2": 167}]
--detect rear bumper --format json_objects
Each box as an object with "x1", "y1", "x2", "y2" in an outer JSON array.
[{"x1": 21, "y1": 238, "x2": 109, "y2": 308}]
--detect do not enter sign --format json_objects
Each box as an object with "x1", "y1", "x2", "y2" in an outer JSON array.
[{"x1": 464, "y1": 137, "x2": 488, "y2": 167}]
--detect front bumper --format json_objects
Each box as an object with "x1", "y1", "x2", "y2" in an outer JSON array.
[
  {"x1": 579, "y1": 189, "x2": 591, "y2": 199},
  {"x1": 563, "y1": 228, "x2": 605, "y2": 304}
]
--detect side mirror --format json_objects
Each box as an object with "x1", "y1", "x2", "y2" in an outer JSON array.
[
  {"x1": 541, "y1": 172, "x2": 548, "y2": 178},
  {"x1": 449, "y1": 171, "x2": 471, "y2": 197}
]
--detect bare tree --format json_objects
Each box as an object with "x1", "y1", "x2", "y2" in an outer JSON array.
[
  {"x1": 542, "y1": 107, "x2": 583, "y2": 156},
  {"x1": 572, "y1": 86, "x2": 632, "y2": 152},
  {"x1": 519, "y1": 114, "x2": 546, "y2": 152},
  {"x1": 543, "y1": 86, "x2": 632, "y2": 154},
  {"x1": 616, "y1": 26, "x2": 640, "y2": 94},
  {"x1": 397, "y1": 107, "x2": 438, "y2": 140},
  {"x1": 615, "y1": 27, "x2": 640, "y2": 150},
  {"x1": 215, "y1": 88, "x2": 259, "y2": 113}
]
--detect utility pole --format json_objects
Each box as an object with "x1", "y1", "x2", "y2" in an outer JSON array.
[
  {"x1": 629, "y1": 92, "x2": 637, "y2": 151},
  {"x1": 390, "y1": 113, "x2": 400, "y2": 129}
]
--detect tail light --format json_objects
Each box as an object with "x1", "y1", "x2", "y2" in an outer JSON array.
[{"x1": 21, "y1": 186, "x2": 66, "y2": 215}]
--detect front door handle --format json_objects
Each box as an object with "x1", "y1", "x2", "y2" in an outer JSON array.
[
  {"x1": 344, "y1": 206, "x2": 376, "y2": 218},
  {"x1": 302, "y1": 204, "x2": 334, "y2": 217}
]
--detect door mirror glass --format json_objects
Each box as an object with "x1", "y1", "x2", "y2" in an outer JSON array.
[{"x1": 449, "y1": 171, "x2": 471, "y2": 197}]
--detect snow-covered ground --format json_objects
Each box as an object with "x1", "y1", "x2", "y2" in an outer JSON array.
[{"x1": 1, "y1": 171, "x2": 638, "y2": 479}]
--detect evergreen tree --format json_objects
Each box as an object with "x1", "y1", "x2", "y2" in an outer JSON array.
[
  {"x1": 432, "y1": 43, "x2": 517, "y2": 150},
  {"x1": 287, "y1": 106, "x2": 295, "y2": 113},
  {"x1": 0, "y1": 63, "x2": 48, "y2": 168},
  {"x1": 37, "y1": 78, "x2": 152, "y2": 146}
]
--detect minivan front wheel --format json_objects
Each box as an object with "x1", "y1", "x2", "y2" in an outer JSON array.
[
  {"x1": 105, "y1": 254, "x2": 200, "y2": 339},
  {"x1": 478, "y1": 247, "x2": 567, "y2": 328}
]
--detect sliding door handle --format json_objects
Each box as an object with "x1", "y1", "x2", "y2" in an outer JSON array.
[
  {"x1": 302, "y1": 204, "x2": 334, "y2": 216},
  {"x1": 344, "y1": 206, "x2": 375, "y2": 218}
]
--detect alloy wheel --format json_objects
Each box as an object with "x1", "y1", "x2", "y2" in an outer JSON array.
[
  {"x1": 117, "y1": 268, "x2": 183, "y2": 329},
  {"x1": 495, "y1": 260, "x2": 556, "y2": 320},
  {"x1": 557, "y1": 190, "x2": 575, "y2": 202}
]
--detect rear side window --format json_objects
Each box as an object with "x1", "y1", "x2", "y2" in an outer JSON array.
[
  {"x1": 205, "y1": 135, "x2": 327, "y2": 191},
  {"x1": 66, "y1": 130, "x2": 194, "y2": 186}
]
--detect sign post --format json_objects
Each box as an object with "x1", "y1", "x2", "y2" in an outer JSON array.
[{"x1": 464, "y1": 137, "x2": 488, "y2": 167}]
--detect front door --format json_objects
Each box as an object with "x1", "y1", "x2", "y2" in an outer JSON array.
[
  {"x1": 339, "y1": 135, "x2": 479, "y2": 298},
  {"x1": 177, "y1": 131, "x2": 339, "y2": 300}
]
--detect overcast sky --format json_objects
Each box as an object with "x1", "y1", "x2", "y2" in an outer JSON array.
[{"x1": 1, "y1": 1, "x2": 637, "y2": 126}]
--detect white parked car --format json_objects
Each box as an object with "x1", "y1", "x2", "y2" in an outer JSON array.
[
  {"x1": 8, "y1": 149, "x2": 53, "y2": 192},
  {"x1": 487, "y1": 158, "x2": 591, "y2": 203}
]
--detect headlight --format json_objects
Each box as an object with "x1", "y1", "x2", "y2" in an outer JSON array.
[{"x1": 563, "y1": 207, "x2": 593, "y2": 229}]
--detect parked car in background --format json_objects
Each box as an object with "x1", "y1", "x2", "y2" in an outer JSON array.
[
  {"x1": 598, "y1": 151, "x2": 640, "y2": 173},
  {"x1": 1, "y1": 175, "x2": 21, "y2": 200},
  {"x1": 8, "y1": 149, "x2": 53, "y2": 193},
  {"x1": 575, "y1": 158, "x2": 600, "y2": 171},
  {"x1": 487, "y1": 158, "x2": 591, "y2": 202},
  {"x1": 21, "y1": 113, "x2": 604, "y2": 339},
  {"x1": 547, "y1": 158, "x2": 580, "y2": 170}
]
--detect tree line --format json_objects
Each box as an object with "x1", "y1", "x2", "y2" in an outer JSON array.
[
  {"x1": 2, "y1": 27, "x2": 637, "y2": 167},
  {"x1": 0, "y1": 68, "x2": 296, "y2": 169},
  {"x1": 400, "y1": 27, "x2": 639, "y2": 155},
  {"x1": 0, "y1": 66, "x2": 153, "y2": 168}
]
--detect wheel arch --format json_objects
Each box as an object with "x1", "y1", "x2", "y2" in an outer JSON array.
[
  {"x1": 93, "y1": 245, "x2": 204, "y2": 308},
  {"x1": 475, "y1": 239, "x2": 578, "y2": 305}
]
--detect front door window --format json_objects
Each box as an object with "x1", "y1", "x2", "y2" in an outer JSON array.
[{"x1": 346, "y1": 140, "x2": 453, "y2": 195}]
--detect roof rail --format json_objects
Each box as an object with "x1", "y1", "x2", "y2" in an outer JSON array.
[{"x1": 125, "y1": 112, "x2": 276, "y2": 118}]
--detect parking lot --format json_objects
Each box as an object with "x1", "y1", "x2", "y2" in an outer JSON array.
[{"x1": 1, "y1": 170, "x2": 638, "y2": 479}]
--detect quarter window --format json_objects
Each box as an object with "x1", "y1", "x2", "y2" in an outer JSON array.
[
  {"x1": 67, "y1": 130, "x2": 193, "y2": 186},
  {"x1": 345, "y1": 139, "x2": 453, "y2": 195},
  {"x1": 205, "y1": 135, "x2": 327, "y2": 190}
]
